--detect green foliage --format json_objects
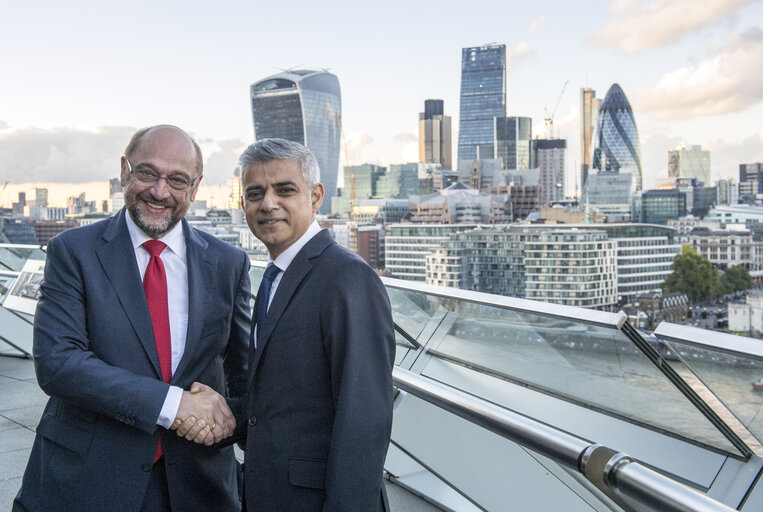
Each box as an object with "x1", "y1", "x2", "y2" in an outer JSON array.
[
  {"x1": 662, "y1": 245, "x2": 721, "y2": 302},
  {"x1": 720, "y1": 265, "x2": 753, "y2": 294}
]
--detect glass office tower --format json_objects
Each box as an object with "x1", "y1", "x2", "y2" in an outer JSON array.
[
  {"x1": 457, "y1": 44, "x2": 506, "y2": 163},
  {"x1": 495, "y1": 116, "x2": 532, "y2": 170},
  {"x1": 579, "y1": 88, "x2": 599, "y2": 194},
  {"x1": 250, "y1": 69, "x2": 341, "y2": 214},
  {"x1": 592, "y1": 83, "x2": 642, "y2": 191}
]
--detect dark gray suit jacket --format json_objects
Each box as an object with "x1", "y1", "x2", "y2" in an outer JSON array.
[
  {"x1": 14, "y1": 209, "x2": 251, "y2": 512},
  {"x1": 237, "y1": 229, "x2": 395, "y2": 512}
]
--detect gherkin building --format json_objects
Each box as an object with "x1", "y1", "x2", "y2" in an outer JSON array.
[{"x1": 592, "y1": 83, "x2": 642, "y2": 191}]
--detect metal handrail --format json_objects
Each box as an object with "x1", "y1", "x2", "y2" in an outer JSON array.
[{"x1": 393, "y1": 367, "x2": 737, "y2": 512}]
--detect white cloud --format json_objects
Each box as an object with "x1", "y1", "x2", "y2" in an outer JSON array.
[
  {"x1": 529, "y1": 16, "x2": 546, "y2": 32},
  {"x1": 636, "y1": 27, "x2": 763, "y2": 118},
  {"x1": 592, "y1": 0, "x2": 756, "y2": 53},
  {"x1": 507, "y1": 41, "x2": 533, "y2": 64},
  {"x1": 0, "y1": 120, "x2": 9, "y2": 131},
  {"x1": 0, "y1": 125, "x2": 248, "y2": 187},
  {"x1": 0, "y1": 125, "x2": 133, "y2": 184}
]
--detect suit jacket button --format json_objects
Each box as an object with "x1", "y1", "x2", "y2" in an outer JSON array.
[
  {"x1": 141, "y1": 463, "x2": 152, "y2": 472},
  {"x1": 248, "y1": 416, "x2": 257, "y2": 426}
]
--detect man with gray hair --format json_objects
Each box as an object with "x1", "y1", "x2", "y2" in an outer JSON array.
[{"x1": 178, "y1": 138, "x2": 395, "y2": 511}]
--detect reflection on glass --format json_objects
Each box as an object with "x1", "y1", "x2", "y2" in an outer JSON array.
[
  {"x1": 425, "y1": 299, "x2": 738, "y2": 455},
  {"x1": 0, "y1": 247, "x2": 47, "y2": 272},
  {"x1": 663, "y1": 340, "x2": 763, "y2": 450},
  {"x1": 386, "y1": 287, "x2": 446, "y2": 342}
]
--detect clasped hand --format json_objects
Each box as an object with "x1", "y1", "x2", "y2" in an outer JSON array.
[{"x1": 170, "y1": 382, "x2": 236, "y2": 446}]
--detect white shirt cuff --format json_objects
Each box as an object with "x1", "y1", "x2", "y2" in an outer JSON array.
[{"x1": 157, "y1": 385, "x2": 183, "y2": 429}]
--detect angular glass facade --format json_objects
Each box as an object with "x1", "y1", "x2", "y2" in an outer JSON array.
[
  {"x1": 592, "y1": 83, "x2": 642, "y2": 192},
  {"x1": 457, "y1": 44, "x2": 506, "y2": 162},
  {"x1": 494, "y1": 117, "x2": 532, "y2": 170},
  {"x1": 251, "y1": 70, "x2": 341, "y2": 214}
]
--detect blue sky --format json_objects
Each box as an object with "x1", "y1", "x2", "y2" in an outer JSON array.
[{"x1": 1, "y1": 0, "x2": 762, "y2": 207}]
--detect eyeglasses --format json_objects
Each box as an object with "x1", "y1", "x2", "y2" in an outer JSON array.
[{"x1": 124, "y1": 156, "x2": 200, "y2": 191}]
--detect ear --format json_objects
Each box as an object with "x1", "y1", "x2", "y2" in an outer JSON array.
[
  {"x1": 310, "y1": 183, "x2": 324, "y2": 214},
  {"x1": 120, "y1": 156, "x2": 129, "y2": 187},
  {"x1": 189, "y1": 175, "x2": 203, "y2": 202}
]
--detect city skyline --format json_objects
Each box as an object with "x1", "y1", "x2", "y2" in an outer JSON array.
[{"x1": 1, "y1": 0, "x2": 762, "y2": 209}]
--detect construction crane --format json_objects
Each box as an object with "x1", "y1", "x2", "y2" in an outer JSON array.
[
  {"x1": 0, "y1": 181, "x2": 8, "y2": 205},
  {"x1": 544, "y1": 79, "x2": 569, "y2": 139}
]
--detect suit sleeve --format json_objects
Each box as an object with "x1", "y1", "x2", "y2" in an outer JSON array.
[
  {"x1": 223, "y1": 251, "x2": 251, "y2": 398},
  {"x1": 321, "y1": 260, "x2": 395, "y2": 512},
  {"x1": 33, "y1": 235, "x2": 170, "y2": 435}
]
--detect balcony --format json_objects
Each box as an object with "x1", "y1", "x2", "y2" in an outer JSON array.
[{"x1": 2, "y1": 244, "x2": 762, "y2": 511}]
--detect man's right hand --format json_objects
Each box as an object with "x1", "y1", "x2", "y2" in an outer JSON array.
[{"x1": 171, "y1": 383, "x2": 236, "y2": 446}]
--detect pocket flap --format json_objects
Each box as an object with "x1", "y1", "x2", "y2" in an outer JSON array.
[
  {"x1": 37, "y1": 413, "x2": 94, "y2": 455},
  {"x1": 288, "y1": 457, "x2": 327, "y2": 490}
]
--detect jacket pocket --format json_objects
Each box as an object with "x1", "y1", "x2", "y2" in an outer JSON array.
[
  {"x1": 288, "y1": 457, "x2": 327, "y2": 490},
  {"x1": 36, "y1": 413, "x2": 94, "y2": 455}
]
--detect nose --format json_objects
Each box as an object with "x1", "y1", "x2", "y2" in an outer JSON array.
[
  {"x1": 150, "y1": 178, "x2": 172, "y2": 200},
  {"x1": 259, "y1": 188, "x2": 279, "y2": 211}
]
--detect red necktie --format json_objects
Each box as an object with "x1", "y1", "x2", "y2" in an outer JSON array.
[{"x1": 142, "y1": 240, "x2": 172, "y2": 462}]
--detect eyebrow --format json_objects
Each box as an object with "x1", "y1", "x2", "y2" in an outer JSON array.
[{"x1": 245, "y1": 181, "x2": 299, "y2": 192}]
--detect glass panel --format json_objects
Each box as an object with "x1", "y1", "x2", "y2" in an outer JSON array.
[
  {"x1": 661, "y1": 339, "x2": 763, "y2": 450},
  {"x1": 0, "y1": 246, "x2": 47, "y2": 272},
  {"x1": 386, "y1": 287, "x2": 446, "y2": 342},
  {"x1": 249, "y1": 265, "x2": 265, "y2": 294},
  {"x1": 422, "y1": 298, "x2": 739, "y2": 455}
]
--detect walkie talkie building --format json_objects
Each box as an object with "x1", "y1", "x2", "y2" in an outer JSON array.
[{"x1": 250, "y1": 69, "x2": 341, "y2": 214}]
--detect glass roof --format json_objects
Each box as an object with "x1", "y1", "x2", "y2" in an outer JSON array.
[
  {"x1": 654, "y1": 322, "x2": 763, "y2": 452},
  {"x1": 381, "y1": 279, "x2": 750, "y2": 458},
  {"x1": 0, "y1": 245, "x2": 46, "y2": 273}
]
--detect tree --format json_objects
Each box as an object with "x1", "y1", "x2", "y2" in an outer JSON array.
[
  {"x1": 720, "y1": 265, "x2": 753, "y2": 294},
  {"x1": 662, "y1": 245, "x2": 721, "y2": 302}
]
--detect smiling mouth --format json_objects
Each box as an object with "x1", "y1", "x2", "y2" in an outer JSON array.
[{"x1": 259, "y1": 219, "x2": 283, "y2": 225}]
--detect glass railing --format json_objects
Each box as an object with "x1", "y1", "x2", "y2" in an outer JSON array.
[{"x1": 654, "y1": 322, "x2": 763, "y2": 451}]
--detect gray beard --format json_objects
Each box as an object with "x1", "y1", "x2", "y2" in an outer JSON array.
[{"x1": 128, "y1": 203, "x2": 178, "y2": 238}]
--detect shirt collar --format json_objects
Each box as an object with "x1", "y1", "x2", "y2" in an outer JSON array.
[
  {"x1": 124, "y1": 208, "x2": 187, "y2": 262},
  {"x1": 270, "y1": 221, "x2": 322, "y2": 272}
]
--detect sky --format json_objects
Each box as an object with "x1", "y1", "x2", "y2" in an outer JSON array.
[{"x1": 1, "y1": 0, "x2": 762, "y2": 208}]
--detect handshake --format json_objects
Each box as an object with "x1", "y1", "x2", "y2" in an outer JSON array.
[{"x1": 170, "y1": 382, "x2": 236, "y2": 446}]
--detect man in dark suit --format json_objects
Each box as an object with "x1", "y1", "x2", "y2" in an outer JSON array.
[
  {"x1": 13, "y1": 125, "x2": 250, "y2": 512},
  {"x1": 180, "y1": 138, "x2": 395, "y2": 511}
]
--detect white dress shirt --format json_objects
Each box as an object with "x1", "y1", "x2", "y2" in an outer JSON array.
[
  {"x1": 254, "y1": 221, "x2": 322, "y2": 347},
  {"x1": 125, "y1": 212, "x2": 187, "y2": 428}
]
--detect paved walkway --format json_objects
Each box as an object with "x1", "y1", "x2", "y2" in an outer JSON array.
[
  {"x1": 0, "y1": 355, "x2": 442, "y2": 511},
  {"x1": 0, "y1": 355, "x2": 45, "y2": 509}
]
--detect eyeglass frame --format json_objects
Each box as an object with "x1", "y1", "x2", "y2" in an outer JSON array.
[{"x1": 123, "y1": 156, "x2": 201, "y2": 191}]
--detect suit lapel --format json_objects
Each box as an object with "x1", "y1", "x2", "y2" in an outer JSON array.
[
  {"x1": 95, "y1": 209, "x2": 162, "y2": 378},
  {"x1": 172, "y1": 221, "x2": 214, "y2": 384},
  {"x1": 250, "y1": 230, "x2": 334, "y2": 376}
]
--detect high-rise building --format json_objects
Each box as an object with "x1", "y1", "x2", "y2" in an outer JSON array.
[
  {"x1": 668, "y1": 145, "x2": 711, "y2": 185},
  {"x1": 228, "y1": 170, "x2": 241, "y2": 209},
  {"x1": 592, "y1": 83, "x2": 642, "y2": 191},
  {"x1": 418, "y1": 99, "x2": 452, "y2": 169},
  {"x1": 494, "y1": 117, "x2": 532, "y2": 170},
  {"x1": 534, "y1": 139, "x2": 566, "y2": 204},
  {"x1": 109, "y1": 178, "x2": 123, "y2": 196},
  {"x1": 740, "y1": 162, "x2": 763, "y2": 194},
  {"x1": 580, "y1": 88, "x2": 599, "y2": 195},
  {"x1": 457, "y1": 44, "x2": 506, "y2": 162},
  {"x1": 35, "y1": 188, "x2": 48, "y2": 208},
  {"x1": 250, "y1": 69, "x2": 341, "y2": 214},
  {"x1": 640, "y1": 189, "x2": 687, "y2": 225}
]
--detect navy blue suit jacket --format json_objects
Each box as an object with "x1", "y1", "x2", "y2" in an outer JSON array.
[
  {"x1": 14, "y1": 209, "x2": 251, "y2": 512},
  {"x1": 237, "y1": 229, "x2": 395, "y2": 512}
]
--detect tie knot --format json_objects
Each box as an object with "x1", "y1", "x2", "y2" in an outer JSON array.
[
  {"x1": 263, "y1": 263, "x2": 280, "y2": 282},
  {"x1": 142, "y1": 240, "x2": 167, "y2": 258}
]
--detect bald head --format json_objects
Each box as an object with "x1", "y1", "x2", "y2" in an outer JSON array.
[{"x1": 124, "y1": 125, "x2": 203, "y2": 175}]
